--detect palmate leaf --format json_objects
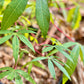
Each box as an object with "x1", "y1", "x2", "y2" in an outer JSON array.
[
  {"x1": 36, "y1": 0, "x2": 50, "y2": 38},
  {"x1": 1, "y1": 0, "x2": 28, "y2": 30},
  {"x1": 12, "y1": 35, "x2": 19, "y2": 63},
  {"x1": 18, "y1": 34, "x2": 35, "y2": 52},
  {"x1": 0, "y1": 34, "x2": 12, "y2": 44},
  {"x1": 48, "y1": 59, "x2": 56, "y2": 79},
  {"x1": 7, "y1": 70, "x2": 15, "y2": 80},
  {"x1": 16, "y1": 69, "x2": 36, "y2": 84},
  {"x1": 62, "y1": 45, "x2": 80, "y2": 84}
]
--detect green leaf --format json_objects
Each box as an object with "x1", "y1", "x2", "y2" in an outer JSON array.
[
  {"x1": 7, "y1": 70, "x2": 15, "y2": 80},
  {"x1": 0, "y1": 67, "x2": 13, "y2": 71},
  {"x1": 48, "y1": 59, "x2": 56, "y2": 79},
  {"x1": 16, "y1": 69, "x2": 36, "y2": 84},
  {"x1": 71, "y1": 6, "x2": 81, "y2": 29},
  {"x1": 18, "y1": 29, "x2": 36, "y2": 34},
  {"x1": 33, "y1": 61, "x2": 45, "y2": 69},
  {"x1": 80, "y1": 45, "x2": 84, "y2": 64},
  {"x1": 42, "y1": 46, "x2": 54, "y2": 53},
  {"x1": 59, "y1": 0, "x2": 67, "y2": 20},
  {"x1": 20, "y1": 51, "x2": 24, "y2": 59},
  {"x1": 1, "y1": 0, "x2": 28, "y2": 30},
  {"x1": 67, "y1": 8, "x2": 75, "y2": 22},
  {"x1": 28, "y1": 63, "x2": 33, "y2": 74},
  {"x1": 0, "y1": 0, "x2": 4, "y2": 9},
  {"x1": 0, "y1": 30, "x2": 13, "y2": 34},
  {"x1": 52, "y1": 0, "x2": 58, "y2": 8},
  {"x1": 55, "y1": 45, "x2": 70, "y2": 52},
  {"x1": 32, "y1": 57, "x2": 47, "y2": 62},
  {"x1": 12, "y1": 35, "x2": 19, "y2": 63},
  {"x1": 55, "y1": 46, "x2": 73, "y2": 62},
  {"x1": 67, "y1": 6, "x2": 81, "y2": 30},
  {"x1": 52, "y1": 60, "x2": 70, "y2": 80},
  {"x1": 0, "y1": 35, "x2": 12, "y2": 44},
  {"x1": 48, "y1": 49, "x2": 58, "y2": 56},
  {"x1": 62, "y1": 45, "x2": 80, "y2": 84},
  {"x1": 60, "y1": 50, "x2": 73, "y2": 62},
  {"x1": 20, "y1": 49, "x2": 29, "y2": 59},
  {"x1": 63, "y1": 42, "x2": 77, "y2": 48},
  {"x1": 18, "y1": 34, "x2": 35, "y2": 52},
  {"x1": 15, "y1": 73, "x2": 23, "y2": 84},
  {"x1": 73, "y1": 10, "x2": 81, "y2": 30},
  {"x1": 36, "y1": 0, "x2": 50, "y2": 38},
  {"x1": 22, "y1": 62, "x2": 31, "y2": 69},
  {"x1": 0, "y1": 71, "x2": 11, "y2": 79},
  {"x1": 54, "y1": 59, "x2": 70, "y2": 69}
]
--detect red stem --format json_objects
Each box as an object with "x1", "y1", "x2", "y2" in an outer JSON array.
[
  {"x1": 34, "y1": 46, "x2": 44, "y2": 56},
  {"x1": 50, "y1": 22, "x2": 75, "y2": 42}
]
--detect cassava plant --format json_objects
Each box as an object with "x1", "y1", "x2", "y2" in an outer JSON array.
[{"x1": 0, "y1": 0, "x2": 83, "y2": 84}]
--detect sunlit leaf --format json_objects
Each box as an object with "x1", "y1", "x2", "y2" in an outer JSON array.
[
  {"x1": 67, "y1": 8, "x2": 75, "y2": 22},
  {"x1": 62, "y1": 45, "x2": 80, "y2": 84},
  {"x1": 0, "y1": 0, "x2": 4, "y2": 9},
  {"x1": 80, "y1": 45, "x2": 84, "y2": 64},
  {"x1": 52, "y1": 60, "x2": 70, "y2": 80},
  {"x1": 71, "y1": 6, "x2": 81, "y2": 29},
  {"x1": 28, "y1": 63, "x2": 33, "y2": 74}
]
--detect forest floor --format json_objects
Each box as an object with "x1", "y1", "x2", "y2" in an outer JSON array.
[{"x1": 0, "y1": 0, "x2": 84, "y2": 84}]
